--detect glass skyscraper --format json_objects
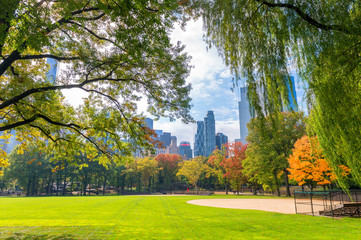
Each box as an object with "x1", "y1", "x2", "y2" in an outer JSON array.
[
  {"x1": 238, "y1": 87, "x2": 252, "y2": 144},
  {"x1": 216, "y1": 132, "x2": 228, "y2": 150},
  {"x1": 238, "y1": 76, "x2": 298, "y2": 144},
  {"x1": 204, "y1": 110, "x2": 216, "y2": 156},
  {"x1": 194, "y1": 121, "x2": 205, "y2": 157}
]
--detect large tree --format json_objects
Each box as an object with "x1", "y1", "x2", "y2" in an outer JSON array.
[
  {"x1": 194, "y1": 0, "x2": 361, "y2": 188},
  {"x1": 0, "y1": 0, "x2": 192, "y2": 167},
  {"x1": 288, "y1": 135, "x2": 350, "y2": 190},
  {"x1": 244, "y1": 111, "x2": 305, "y2": 196}
]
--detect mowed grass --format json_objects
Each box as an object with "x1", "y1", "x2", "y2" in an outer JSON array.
[{"x1": 0, "y1": 195, "x2": 360, "y2": 239}]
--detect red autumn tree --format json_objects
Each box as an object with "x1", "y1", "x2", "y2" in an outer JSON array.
[
  {"x1": 154, "y1": 154, "x2": 183, "y2": 192},
  {"x1": 220, "y1": 142, "x2": 248, "y2": 194},
  {"x1": 207, "y1": 147, "x2": 230, "y2": 193},
  {"x1": 288, "y1": 136, "x2": 350, "y2": 190}
]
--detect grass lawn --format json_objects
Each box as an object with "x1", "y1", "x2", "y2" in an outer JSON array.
[{"x1": 0, "y1": 194, "x2": 360, "y2": 239}]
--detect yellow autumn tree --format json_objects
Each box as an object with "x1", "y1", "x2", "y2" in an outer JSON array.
[
  {"x1": 288, "y1": 136, "x2": 349, "y2": 190},
  {"x1": 177, "y1": 156, "x2": 206, "y2": 193}
]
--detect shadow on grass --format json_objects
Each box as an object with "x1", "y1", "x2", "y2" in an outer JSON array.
[{"x1": 5, "y1": 232, "x2": 77, "y2": 240}]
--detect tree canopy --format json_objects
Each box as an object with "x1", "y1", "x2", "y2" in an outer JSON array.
[
  {"x1": 244, "y1": 111, "x2": 305, "y2": 196},
  {"x1": 0, "y1": 0, "x2": 192, "y2": 168},
  {"x1": 193, "y1": 0, "x2": 361, "y2": 188}
]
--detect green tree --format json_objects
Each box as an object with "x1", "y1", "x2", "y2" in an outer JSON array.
[
  {"x1": 132, "y1": 157, "x2": 159, "y2": 192},
  {"x1": 6, "y1": 144, "x2": 50, "y2": 196},
  {"x1": 208, "y1": 147, "x2": 230, "y2": 193},
  {"x1": 194, "y1": 0, "x2": 361, "y2": 188},
  {"x1": 244, "y1": 112, "x2": 305, "y2": 196},
  {"x1": 177, "y1": 156, "x2": 206, "y2": 193},
  {"x1": 0, "y1": 0, "x2": 192, "y2": 166}
]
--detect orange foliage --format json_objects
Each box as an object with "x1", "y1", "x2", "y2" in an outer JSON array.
[
  {"x1": 288, "y1": 136, "x2": 350, "y2": 188},
  {"x1": 220, "y1": 142, "x2": 248, "y2": 189}
]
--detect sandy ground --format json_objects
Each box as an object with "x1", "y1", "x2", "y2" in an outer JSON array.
[{"x1": 187, "y1": 198, "x2": 325, "y2": 214}]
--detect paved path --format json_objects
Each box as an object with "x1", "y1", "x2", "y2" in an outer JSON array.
[{"x1": 187, "y1": 198, "x2": 325, "y2": 214}]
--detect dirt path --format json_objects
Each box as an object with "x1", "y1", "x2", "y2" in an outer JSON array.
[{"x1": 187, "y1": 198, "x2": 324, "y2": 214}]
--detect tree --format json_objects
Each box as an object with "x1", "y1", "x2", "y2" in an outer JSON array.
[
  {"x1": 177, "y1": 156, "x2": 206, "y2": 193},
  {"x1": 288, "y1": 135, "x2": 350, "y2": 190},
  {"x1": 132, "y1": 157, "x2": 159, "y2": 192},
  {"x1": 0, "y1": 0, "x2": 192, "y2": 166},
  {"x1": 194, "y1": 0, "x2": 361, "y2": 188},
  {"x1": 220, "y1": 142, "x2": 247, "y2": 194},
  {"x1": 6, "y1": 144, "x2": 50, "y2": 196},
  {"x1": 155, "y1": 154, "x2": 182, "y2": 192},
  {"x1": 244, "y1": 111, "x2": 306, "y2": 196},
  {"x1": 207, "y1": 147, "x2": 230, "y2": 193}
]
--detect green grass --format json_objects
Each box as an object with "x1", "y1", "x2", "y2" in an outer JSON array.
[{"x1": 0, "y1": 195, "x2": 360, "y2": 239}]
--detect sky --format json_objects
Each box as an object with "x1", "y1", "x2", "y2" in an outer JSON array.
[
  {"x1": 152, "y1": 20, "x2": 308, "y2": 147},
  {"x1": 62, "y1": 20, "x2": 308, "y2": 148}
]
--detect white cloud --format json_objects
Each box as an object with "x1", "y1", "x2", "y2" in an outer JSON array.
[{"x1": 216, "y1": 120, "x2": 240, "y2": 143}]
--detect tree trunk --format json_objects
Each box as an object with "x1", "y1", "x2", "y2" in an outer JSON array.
[
  {"x1": 103, "y1": 177, "x2": 107, "y2": 195},
  {"x1": 273, "y1": 171, "x2": 281, "y2": 197},
  {"x1": 26, "y1": 177, "x2": 31, "y2": 196},
  {"x1": 283, "y1": 169, "x2": 291, "y2": 197},
  {"x1": 62, "y1": 170, "x2": 67, "y2": 196}
]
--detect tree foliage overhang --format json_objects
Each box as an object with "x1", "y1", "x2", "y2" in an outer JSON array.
[
  {"x1": 0, "y1": 0, "x2": 193, "y2": 166},
  {"x1": 190, "y1": 0, "x2": 361, "y2": 188}
]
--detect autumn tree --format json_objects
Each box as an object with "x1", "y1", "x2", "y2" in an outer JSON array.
[
  {"x1": 0, "y1": 0, "x2": 192, "y2": 167},
  {"x1": 155, "y1": 154, "x2": 182, "y2": 192},
  {"x1": 220, "y1": 142, "x2": 247, "y2": 194},
  {"x1": 132, "y1": 157, "x2": 159, "y2": 192},
  {"x1": 192, "y1": 0, "x2": 361, "y2": 188},
  {"x1": 177, "y1": 156, "x2": 206, "y2": 193},
  {"x1": 244, "y1": 112, "x2": 306, "y2": 196},
  {"x1": 207, "y1": 147, "x2": 230, "y2": 193},
  {"x1": 288, "y1": 136, "x2": 350, "y2": 190}
]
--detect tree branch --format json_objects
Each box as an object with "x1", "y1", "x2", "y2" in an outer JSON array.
[
  {"x1": 256, "y1": 0, "x2": 357, "y2": 36},
  {"x1": 18, "y1": 54, "x2": 80, "y2": 61}
]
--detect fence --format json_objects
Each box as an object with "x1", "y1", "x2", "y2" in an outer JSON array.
[{"x1": 294, "y1": 190, "x2": 361, "y2": 217}]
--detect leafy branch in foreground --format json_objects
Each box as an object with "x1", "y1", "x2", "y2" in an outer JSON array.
[{"x1": 0, "y1": 0, "x2": 193, "y2": 167}]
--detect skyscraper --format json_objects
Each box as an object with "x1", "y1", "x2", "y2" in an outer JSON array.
[
  {"x1": 179, "y1": 141, "x2": 192, "y2": 160},
  {"x1": 166, "y1": 136, "x2": 179, "y2": 155},
  {"x1": 238, "y1": 76, "x2": 298, "y2": 144},
  {"x1": 284, "y1": 76, "x2": 298, "y2": 111},
  {"x1": 216, "y1": 132, "x2": 228, "y2": 150},
  {"x1": 144, "y1": 118, "x2": 153, "y2": 130},
  {"x1": 204, "y1": 111, "x2": 216, "y2": 156},
  {"x1": 160, "y1": 132, "x2": 171, "y2": 148},
  {"x1": 194, "y1": 121, "x2": 205, "y2": 157},
  {"x1": 238, "y1": 87, "x2": 252, "y2": 144}
]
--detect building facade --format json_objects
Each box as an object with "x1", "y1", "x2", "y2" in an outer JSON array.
[
  {"x1": 179, "y1": 141, "x2": 192, "y2": 160},
  {"x1": 194, "y1": 121, "x2": 205, "y2": 157},
  {"x1": 204, "y1": 111, "x2": 216, "y2": 156},
  {"x1": 166, "y1": 136, "x2": 179, "y2": 155},
  {"x1": 216, "y1": 132, "x2": 228, "y2": 150},
  {"x1": 238, "y1": 87, "x2": 252, "y2": 144}
]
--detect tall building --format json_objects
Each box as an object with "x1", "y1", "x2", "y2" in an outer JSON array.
[
  {"x1": 238, "y1": 87, "x2": 252, "y2": 144},
  {"x1": 204, "y1": 111, "x2": 216, "y2": 156},
  {"x1": 216, "y1": 132, "x2": 228, "y2": 150},
  {"x1": 238, "y1": 76, "x2": 298, "y2": 144},
  {"x1": 194, "y1": 121, "x2": 205, "y2": 157},
  {"x1": 179, "y1": 141, "x2": 192, "y2": 160},
  {"x1": 166, "y1": 136, "x2": 179, "y2": 155},
  {"x1": 160, "y1": 132, "x2": 171, "y2": 148},
  {"x1": 144, "y1": 118, "x2": 153, "y2": 130},
  {"x1": 284, "y1": 76, "x2": 298, "y2": 111}
]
